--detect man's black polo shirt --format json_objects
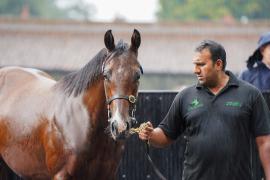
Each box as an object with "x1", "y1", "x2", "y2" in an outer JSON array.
[{"x1": 159, "y1": 71, "x2": 270, "y2": 180}]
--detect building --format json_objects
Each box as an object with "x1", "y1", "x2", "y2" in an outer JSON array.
[{"x1": 1, "y1": 18, "x2": 269, "y2": 89}]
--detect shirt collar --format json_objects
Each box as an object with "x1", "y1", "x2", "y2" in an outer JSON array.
[{"x1": 196, "y1": 70, "x2": 239, "y2": 89}]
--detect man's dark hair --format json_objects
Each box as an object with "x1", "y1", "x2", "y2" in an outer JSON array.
[{"x1": 195, "y1": 40, "x2": 227, "y2": 70}]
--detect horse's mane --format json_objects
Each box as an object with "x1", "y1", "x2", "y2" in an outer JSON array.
[{"x1": 56, "y1": 41, "x2": 129, "y2": 97}]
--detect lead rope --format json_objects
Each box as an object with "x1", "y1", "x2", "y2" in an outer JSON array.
[{"x1": 130, "y1": 123, "x2": 167, "y2": 180}]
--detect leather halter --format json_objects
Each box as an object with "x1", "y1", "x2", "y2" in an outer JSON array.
[{"x1": 102, "y1": 52, "x2": 138, "y2": 122}]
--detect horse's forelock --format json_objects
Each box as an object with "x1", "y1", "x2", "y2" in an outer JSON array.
[{"x1": 116, "y1": 40, "x2": 128, "y2": 50}]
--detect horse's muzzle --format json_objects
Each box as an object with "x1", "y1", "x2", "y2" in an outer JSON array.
[{"x1": 110, "y1": 118, "x2": 136, "y2": 140}]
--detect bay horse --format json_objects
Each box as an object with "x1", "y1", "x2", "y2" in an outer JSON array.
[{"x1": 0, "y1": 29, "x2": 143, "y2": 179}]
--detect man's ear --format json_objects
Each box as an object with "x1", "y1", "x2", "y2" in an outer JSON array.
[{"x1": 215, "y1": 59, "x2": 223, "y2": 70}]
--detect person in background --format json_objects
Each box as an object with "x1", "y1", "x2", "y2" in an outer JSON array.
[
  {"x1": 239, "y1": 32, "x2": 270, "y2": 91},
  {"x1": 139, "y1": 40, "x2": 270, "y2": 180},
  {"x1": 239, "y1": 31, "x2": 270, "y2": 180}
]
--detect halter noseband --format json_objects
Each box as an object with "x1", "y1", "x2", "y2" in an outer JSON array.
[{"x1": 106, "y1": 95, "x2": 136, "y2": 105}]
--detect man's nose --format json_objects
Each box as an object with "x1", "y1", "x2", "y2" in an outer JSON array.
[{"x1": 193, "y1": 66, "x2": 200, "y2": 74}]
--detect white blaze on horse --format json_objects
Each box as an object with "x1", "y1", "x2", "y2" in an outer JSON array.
[{"x1": 0, "y1": 29, "x2": 142, "y2": 179}]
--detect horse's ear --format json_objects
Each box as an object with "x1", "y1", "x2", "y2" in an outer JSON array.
[
  {"x1": 130, "y1": 29, "x2": 141, "y2": 52},
  {"x1": 104, "y1": 30, "x2": 115, "y2": 52}
]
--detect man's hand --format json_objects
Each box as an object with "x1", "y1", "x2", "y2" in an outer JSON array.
[
  {"x1": 138, "y1": 121, "x2": 154, "y2": 141},
  {"x1": 136, "y1": 121, "x2": 173, "y2": 148}
]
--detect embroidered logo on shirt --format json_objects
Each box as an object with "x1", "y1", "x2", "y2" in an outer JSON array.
[
  {"x1": 225, "y1": 101, "x2": 242, "y2": 107},
  {"x1": 188, "y1": 98, "x2": 203, "y2": 111}
]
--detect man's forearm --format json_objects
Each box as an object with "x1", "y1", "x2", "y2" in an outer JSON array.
[
  {"x1": 256, "y1": 136, "x2": 270, "y2": 180},
  {"x1": 148, "y1": 128, "x2": 173, "y2": 148},
  {"x1": 259, "y1": 144, "x2": 270, "y2": 179}
]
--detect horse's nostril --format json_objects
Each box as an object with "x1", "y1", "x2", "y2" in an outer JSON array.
[
  {"x1": 126, "y1": 122, "x2": 130, "y2": 130},
  {"x1": 131, "y1": 117, "x2": 137, "y2": 127},
  {"x1": 111, "y1": 121, "x2": 118, "y2": 132},
  {"x1": 111, "y1": 122, "x2": 115, "y2": 132}
]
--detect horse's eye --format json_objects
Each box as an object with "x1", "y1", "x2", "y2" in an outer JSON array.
[
  {"x1": 103, "y1": 70, "x2": 112, "y2": 81},
  {"x1": 103, "y1": 74, "x2": 109, "y2": 81},
  {"x1": 135, "y1": 73, "x2": 141, "y2": 81}
]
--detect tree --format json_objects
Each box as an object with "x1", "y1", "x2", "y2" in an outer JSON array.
[
  {"x1": 0, "y1": 0, "x2": 95, "y2": 20},
  {"x1": 157, "y1": 0, "x2": 270, "y2": 21},
  {"x1": 57, "y1": 0, "x2": 96, "y2": 21}
]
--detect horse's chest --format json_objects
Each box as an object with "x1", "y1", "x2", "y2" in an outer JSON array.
[{"x1": 83, "y1": 136, "x2": 125, "y2": 179}]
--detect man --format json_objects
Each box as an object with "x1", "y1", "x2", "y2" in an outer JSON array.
[
  {"x1": 240, "y1": 31, "x2": 270, "y2": 91},
  {"x1": 139, "y1": 40, "x2": 270, "y2": 180}
]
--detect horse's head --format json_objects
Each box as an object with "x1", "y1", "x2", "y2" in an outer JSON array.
[{"x1": 103, "y1": 29, "x2": 143, "y2": 140}]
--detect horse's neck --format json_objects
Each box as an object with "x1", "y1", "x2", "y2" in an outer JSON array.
[
  {"x1": 51, "y1": 80, "x2": 107, "y2": 152},
  {"x1": 83, "y1": 80, "x2": 107, "y2": 128}
]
